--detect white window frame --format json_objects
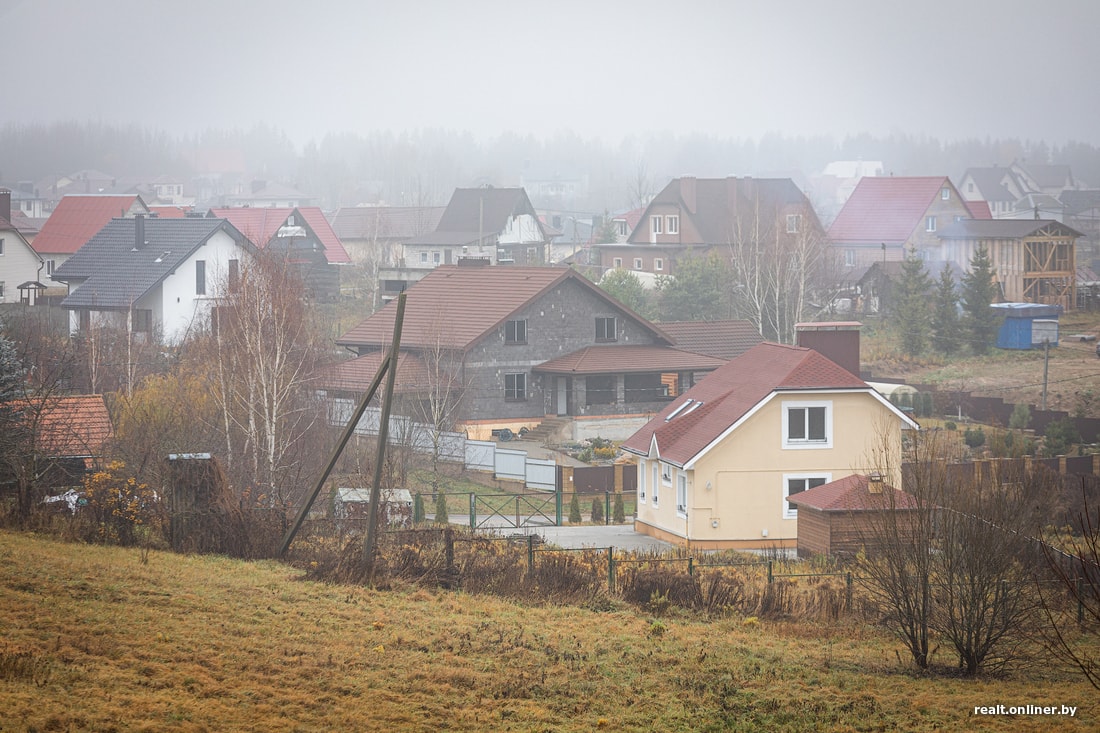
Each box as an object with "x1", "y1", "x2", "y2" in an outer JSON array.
[
  {"x1": 666, "y1": 215, "x2": 679, "y2": 234},
  {"x1": 782, "y1": 400, "x2": 832, "y2": 449},
  {"x1": 616, "y1": 220, "x2": 628, "y2": 237},
  {"x1": 925, "y1": 215, "x2": 937, "y2": 232},
  {"x1": 432, "y1": 251, "x2": 441, "y2": 264},
  {"x1": 638, "y1": 460, "x2": 646, "y2": 503},
  {"x1": 654, "y1": 258, "x2": 663, "y2": 271},
  {"x1": 941, "y1": 187, "x2": 950, "y2": 200},
  {"x1": 782, "y1": 472, "x2": 832, "y2": 519},
  {"x1": 844, "y1": 250, "x2": 855, "y2": 267},
  {"x1": 633, "y1": 258, "x2": 643, "y2": 270},
  {"x1": 786, "y1": 214, "x2": 801, "y2": 233},
  {"x1": 651, "y1": 215, "x2": 663, "y2": 234},
  {"x1": 676, "y1": 474, "x2": 687, "y2": 517},
  {"x1": 612, "y1": 257, "x2": 623, "y2": 268},
  {"x1": 419, "y1": 251, "x2": 429, "y2": 264},
  {"x1": 652, "y1": 463, "x2": 661, "y2": 506}
]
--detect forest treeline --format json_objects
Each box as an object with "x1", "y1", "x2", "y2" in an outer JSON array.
[{"x1": 3, "y1": 120, "x2": 1100, "y2": 212}]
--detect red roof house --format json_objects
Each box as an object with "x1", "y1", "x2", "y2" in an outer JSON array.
[{"x1": 33, "y1": 194, "x2": 149, "y2": 260}]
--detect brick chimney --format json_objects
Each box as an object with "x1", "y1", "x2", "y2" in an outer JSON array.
[
  {"x1": 680, "y1": 176, "x2": 697, "y2": 214},
  {"x1": 795, "y1": 322, "x2": 862, "y2": 377},
  {"x1": 0, "y1": 188, "x2": 11, "y2": 224}
]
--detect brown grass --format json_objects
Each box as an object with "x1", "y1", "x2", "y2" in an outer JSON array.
[{"x1": 3, "y1": 530, "x2": 1098, "y2": 731}]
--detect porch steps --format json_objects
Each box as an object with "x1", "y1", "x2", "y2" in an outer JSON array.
[{"x1": 522, "y1": 416, "x2": 573, "y2": 445}]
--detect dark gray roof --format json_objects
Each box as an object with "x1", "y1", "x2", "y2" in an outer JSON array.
[
  {"x1": 961, "y1": 167, "x2": 1017, "y2": 201},
  {"x1": 329, "y1": 206, "x2": 445, "y2": 240},
  {"x1": 408, "y1": 187, "x2": 547, "y2": 245},
  {"x1": 937, "y1": 219, "x2": 1082, "y2": 240},
  {"x1": 54, "y1": 217, "x2": 249, "y2": 310},
  {"x1": 1060, "y1": 189, "x2": 1100, "y2": 215}
]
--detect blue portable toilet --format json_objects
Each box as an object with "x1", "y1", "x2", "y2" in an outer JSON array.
[{"x1": 991, "y1": 303, "x2": 1062, "y2": 349}]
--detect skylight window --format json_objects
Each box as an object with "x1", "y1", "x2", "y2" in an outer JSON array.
[
  {"x1": 682, "y1": 401, "x2": 704, "y2": 416},
  {"x1": 665, "y1": 399, "x2": 695, "y2": 421}
]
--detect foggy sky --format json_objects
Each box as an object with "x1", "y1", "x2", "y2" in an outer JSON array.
[{"x1": 4, "y1": 0, "x2": 1098, "y2": 148}]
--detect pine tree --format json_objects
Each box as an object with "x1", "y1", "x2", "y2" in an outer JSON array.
[
  {"x1": 612, "y1": 492, "x2": 626, "y2": 524},
  {"x1": 891, "y1": 250, "x2": 932, "y2": 358},
  {"x1": 590, "y1": 497, "x2": 604, "y2": 523},
  {"x1": 961, "y1": 245, "x2": 999, "y2": 354},
  {"x1": 931, "y1": 264, "x2": 961, "y2": 356},
  {"x1": 434, "y1": 490, "x2": 449, "y2": 524},
  {"x1": 569, "y1": 492, "x2": 582, "y2": 523}
]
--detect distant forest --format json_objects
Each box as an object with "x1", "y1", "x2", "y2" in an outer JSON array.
[{"x1": 3, "y1": 121, "x2": 1100, "y2": 213}]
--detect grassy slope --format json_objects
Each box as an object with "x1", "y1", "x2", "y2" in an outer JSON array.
[{"x1": 1, "y1": 531, "x2": 1096, "y2": 732}]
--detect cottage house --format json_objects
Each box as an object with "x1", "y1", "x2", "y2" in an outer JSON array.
[
  {"x1": 330, "y1": 206, "x2": 446, "y2": 302},
  {"x1": 327, "y1": 262, "x2": 728, "y2": 440},
  {"x1": 33, "y1": 194, "x2": 151, "y2": 278},
  {"x1": 51, "y1": 216, "x2": 255, "y2": 343},
  {"x1": 208, "y1": 207, "x2": 350, "y2": 300},
  {"x1": 0, "y1": 190, "x2": 46, "y2": 305},
  {"x1": 621, "y1": 335, "x2": 917, "y2": 550},
  {"x1": 828, "y1": 176, "x2": 975, "y2": 268},
  {"x1": 597, "y1": 176, "x2": 823, "y2": 277}
]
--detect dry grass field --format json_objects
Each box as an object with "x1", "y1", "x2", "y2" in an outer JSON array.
[
  {"x1": 2, "y1": 531, "x2": 1097, "y2": 732},
  {"x1": 862, "y1": 311, "x2": 1100, "y2": 417}
]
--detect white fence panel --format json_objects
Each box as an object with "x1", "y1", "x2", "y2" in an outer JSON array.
[
  {"x1": 465, "y1": 440, "x2": 495, "y2": 472},
  {"x1": 525, "y1": 457, "x2": 557, "y2": 492},
  {"x1": 495, "y1": 448, "x2": 527, "y2": 482}
]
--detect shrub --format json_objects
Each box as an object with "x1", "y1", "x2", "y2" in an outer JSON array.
[
  {"x1": 590, "y1": 497, "x2": 604, "y2": 523},
  {"x1": 963, "y1": 427, "x2": 986, "y2": 448},
  {"x1": 81, "y1": 461, "x2": 163, "y2": 546},
  {"x1": 434, "y1": 491, "x2": 449, "y2": 524},
  {"x1": 945, "y1": 421, "x2": 957, "y2": 431},
  {"x1": 612, "y1": 492, "x2": 625, "y2": 524},
  {"x1": 569, "y1": 492, "x2": 582, "y2": 523}
]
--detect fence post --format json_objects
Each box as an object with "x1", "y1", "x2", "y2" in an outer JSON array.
[
  {"x1": 608, "y1": 546, "x2": 615, "y2": 593},
  {"x1": 688, "y1": 556, "x2": 694, "y2": 577},
  {"x1": 555, "y1": 487, "x2": 563, "y2": 526},
  {"x1": 605, "y1": 491, "x2": 611, "y2": 525},
  {"x1": 444, "y1": 526, "x2": 454, "y2": 574},
  {"x1": 469, "y1": 492, "x2": 476, "y2": 529},
  {"x1": 413, "y1": 494, "x2": 423, "y2": 524},
  {"x1": 527, "y1": 534, "x2": 535, "y2": 573},
  {"x1": 767, "y1": 560, "x2": 773, "y2": 584},
  {"x1": 516, "y1": 494, "x2": 521, "y2": 528},
  {"x1": 846, "y1": 572, "x2": 853, "y2": 612}
]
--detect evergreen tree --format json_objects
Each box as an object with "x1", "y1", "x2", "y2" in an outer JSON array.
[
  {"x1": 590, "y1": 497, "x2": 604, "y2": 523},
  {"x1": 599, "y1": 269, "x2": 652, "y2": 318},
  {"x1": 931, "y1": 264, "x2": 961, "y2": 356},
  {"x1": 612, "y1": 492, "x2": 625, "y2": 524},
  {"x1": 891, "y1": 250, "x2": 932, "y2": 358},
  {"x1": 656, "y1": 251, "x2": 732, "y2": 321},
  {"x1": 961, "y1": 245, "x2": 999, "y2": 354},
  {"x1": 569, "y1": 492, "x2": 582, "y2": 523},
  {"x1": 434, "y1": 490, "x2": 449, "y2": 524}
]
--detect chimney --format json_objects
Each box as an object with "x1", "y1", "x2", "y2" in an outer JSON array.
[
  {"x1": 134, "y1": 214, "x2": 146, "y2": 250},
  {"x1": 795, "y1": 321, "x2": 862, "y2": 378},
  {"x1": 0, "y1": 188, "x2": 10, "y2": 224},
  {"x1": 680, "y1": 176, "x2": 697, "y2": 214}
]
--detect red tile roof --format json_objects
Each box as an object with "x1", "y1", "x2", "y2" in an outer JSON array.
[
  {"x1": 533, "y1": 345, "x2": 725, "y2": 375},
  {"x1": 149, "y1": 205, "x2": 192, "y2": 218},
  {"x1": 209, "y1": 207, "x2": 350, "y2": 264},
  {"x1": 827, "y1": 176, "x2": 951, "y2": 245},
  {"x1": 786, "y1": 473, "x2": 921, "y2": 512},
  {"x1": 316, "y1": 352, "x2": 438, "y2": 394},
  {"x1": 21, "y1": 394, "x2": 113, "y2": 457},
  {"x1": 964, "y1": 200, "x2": 992, "y2": 219},
  {"x1": 33, "y1": 195, "x2": 146, "y2": 255},
  {"x1": 338, "y1": 265, "x2": 671, "y2": 352},
  {"x1": 657, "y1": 320, "x2": 764, "y2": 360},
  {"x1": 621, "y1": 342, "x2": 871, "y2": 465}
]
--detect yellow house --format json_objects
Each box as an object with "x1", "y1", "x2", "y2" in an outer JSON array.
[{"x1": 621, "y1": 342, "x2": 918, "y2": 550}]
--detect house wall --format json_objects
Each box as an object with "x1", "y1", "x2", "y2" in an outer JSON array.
[
  {"x1": 498, "y1": 213, "x2": 543, "y2": 245},
  {"x1": 907, "y1": 187, "x2": 972, "y2": 257},
  {"x1": 461, "y1": 278, "x2": 663, "y2": 422},
  {"x1": 635, "y1": 390, "x2": 905, "y2": 548},
  {"x1": 0, "y1": 230, "x2": 44, "y2": 303},
  {"x1": 158, "y1": 230, "x2": 251, "y2": 342}
]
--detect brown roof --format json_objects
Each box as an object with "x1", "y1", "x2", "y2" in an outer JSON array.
[
  {"x1": 534, "y1": 345, "x2": 725, "y2": 375},
  {"x1": 786, "y1": 473, "x2": 921, "y2": 512},
  {"x1": 316, "y1": 352, "x2": 438, "y2": 394},
  {"x1": 22, "y1": 394, "x2": 113, "y2": 457},
  {"x1": 621, "y1": 342, "x2": 875, "y2": 466},
  {"x1": 657, "y1": 320, "x2": 763, "y2": 360},
  {"x1": 337, "y1": 264, "x2": 671, "y2": 352}
]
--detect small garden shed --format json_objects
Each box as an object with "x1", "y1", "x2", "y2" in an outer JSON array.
[
  {"x1": 991, "y1": 302, "x2": 1061, "y2": 350},
  {"x1": 787, "y1": 474, "x2": 921, "y2": 558}
]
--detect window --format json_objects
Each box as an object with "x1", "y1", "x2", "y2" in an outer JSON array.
[
  {"x1": 654, "y1": 258, "x2": 663, "y2": 271},
  {"x1": 504, "y1": 373, "x2": 527, "y2": 401},
  {"x1": 0, "y1": 281, "x2": 4, "y2": 298},
  {"x1": 786, "y1": 214, "x2": 801, "y2": 233},
  {"x1": 844, "y1": 249, "x2": 855, "y2": 267},
  {"x1": 432, "y1": 251, "x2": 441, "y2": 265},
  {"x1": 131, "y1": 309, "x2": 153, "y2": 333},
  {"x1": 633, "y1": 258, "x2": 643, "y2": 270},
  {"x1": 639, "y1": 461, "x2": 646, "y2": 502},
  {"x1": 612, "y1": 257, "x2": 623, "y2": 268},
  {"x1": 661, "y1": 463, "x2": 672, "y2": 485},
  {"x1": 925, "y1": 215, "x2": 937, "y2": 232},
  {"x1": 46, "y1": 259, "x2": 54, "y2": 275},
  {"x1": 420, "y1": 251, "x2": 429, "y2": 264},
  {"x1": 676, "y1": 475, "x2": 687, "y2": 515},
  {"x1": 967, "y1": 182, "x2": 974, "y2": 193},
  {"x1": 195, "y1": 260, "x2": 206, "y2": 295},
  {"x1": 0, "y1": 238, "x2": 4, "y2": 255},
  {"x1": 941, "y1": 187, "x2": 950, "y2": 200},
  {"x1": 651, "y1": 215, "x2": 663, "y2": 234},
  {"x1": 783, "y1": 474, "x2": 830, "y2": 518},
  {"x1": 504, "y1": 319, "x2": 527, "y2": 344},
  {"x1": 783, "y1": 401, "x2": 831, "y2": 448},
  {"x1": 616, "y1": 220, "x2": 628, "y2": 237},
  {"x1": 595, "y1": 316, "x2": 617, "y2": 342},
  {"x1": 666, "y1": 215, "x2": 679, "y2": 234},
  {"x1": 228, "y1": 259, "x2": 240, "y2": 290}
]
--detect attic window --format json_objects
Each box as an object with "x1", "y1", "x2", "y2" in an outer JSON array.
[
  {"x1": 154, "y1": 251, "x2": 170, "y2": 264},
  {"x1": 665, "y1": 399, "x2": 694, "y2": 421}
]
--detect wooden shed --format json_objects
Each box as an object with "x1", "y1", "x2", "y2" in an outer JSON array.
[{"x1": 787, "y1": 474, "x2": 922, "y2": 559}]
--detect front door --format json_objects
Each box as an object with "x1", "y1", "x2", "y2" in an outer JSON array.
[{"x1": 556, "y1": 377, "x2": 573, "y2": 416}]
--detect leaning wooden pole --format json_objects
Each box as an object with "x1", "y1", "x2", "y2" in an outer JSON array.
[
  {"x1": 362, "y1": 293, "x2": 407, "y2": 577},
  {"x1": 276, "y1": 292, "x2": 407, "y2": 558}
]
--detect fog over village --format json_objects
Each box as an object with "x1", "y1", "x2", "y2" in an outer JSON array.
[{"x1": 3, "y1": 1, "x2": 1100, "y2": 731}]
